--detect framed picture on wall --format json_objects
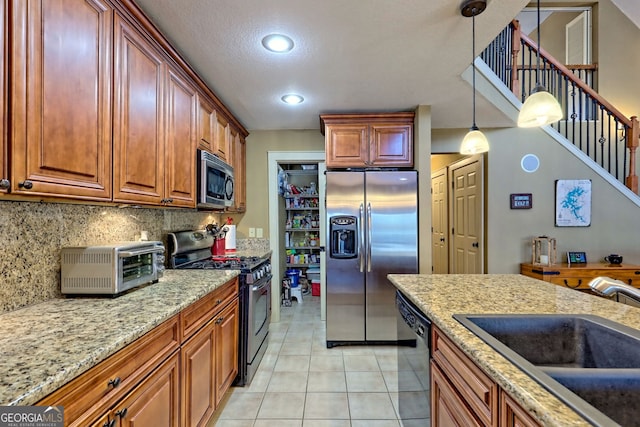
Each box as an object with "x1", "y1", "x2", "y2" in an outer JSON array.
[{"x1": 555, "y1": 179, "x2": 592, "y2": 227}]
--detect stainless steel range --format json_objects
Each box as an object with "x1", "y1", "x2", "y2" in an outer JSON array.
[{"x1": 167, "y1": 230, "x2": 272, "y2": 386}]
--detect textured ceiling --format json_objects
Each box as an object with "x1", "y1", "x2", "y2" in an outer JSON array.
[{"x1": 134, "y1": 0, "x2": 531, "y2": 131}]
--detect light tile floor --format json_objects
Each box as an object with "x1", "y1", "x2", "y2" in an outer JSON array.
[{"x1": 211, "y1": 295, "x2": 431, "y2": 426}]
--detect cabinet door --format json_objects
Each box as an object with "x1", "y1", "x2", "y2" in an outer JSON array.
[
  {"x1": 431, "y1": 361, "x2": 483, "y2": 427},
  {"x1": 11, "y1": 0, "x2": 112, "y2": 199},
  {"x1": 214, "y1": 111, "x2": 230, "y2": 161},
  {"x1": 181, "y1": 320, "x2": 215, "y2": 427},
  {"x1": 165, "y1": 65, "x2": 197, "y2": 207},
  {"x1": 215, "y1": 300, "x2": 239, "y2": 406},
  {"x1": 325, "y1": 124, "x2": 368, "y2": 168},
  {"x1": 113, "y1": 13, "x2": 164, "y2": 204},
  {"x1": 500, "y1": 391, "x2": 541, "y2": 427},
  {"x1": 0, "y1": 0, "x2": 7, "y2": 193},
  {"x1": 112, "y1": 352, "x2": 180, "y2": 427},
  {"x1": 369, "y1": 123, "x2": 413, "y2": 167},
  {"x1": 228, "y1": 127, "x2": 246, "y2": 212},
  {"x1": 197, "y1": 94, "x2": 215, "y2": 152}
]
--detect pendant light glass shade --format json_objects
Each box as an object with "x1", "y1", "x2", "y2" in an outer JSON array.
[
  {"x1": 460, "y1": 126, "x2": 490, "y2": 155},
  {"x1": 517, "y1": 84, "x2": 563, "y2": 127},
  {"x1": 517, "y1": 0, "x2": 563, "y2": 128}
]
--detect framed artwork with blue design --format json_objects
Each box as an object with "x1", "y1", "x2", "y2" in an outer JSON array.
[{"x1": 555, "y1": 179, "x2": 592, "y2": 227}]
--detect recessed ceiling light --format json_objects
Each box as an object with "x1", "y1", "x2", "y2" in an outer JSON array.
[
  {"x1": 281, "y1": 94, "x2": 304, "y2": 105},
  {"x1": 262, "y1": 34, "x2": 294, "y2": 53}
]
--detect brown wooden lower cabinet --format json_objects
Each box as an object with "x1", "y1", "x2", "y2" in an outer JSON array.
[
  {"x1": 214, "y1": 300, "x2": 239, "y2": 407},
  {"x1": 500, "y1": 392, "x2": 540, "y2": 427},
  {"x1": 110, "y1": 351, "x2": 180, "y2": 427},
  {"x1": 38, "y1": 278, "x2": 239, "y2": 427},
  {"x1": 181, "y1": 285, "x2": 239, "y2": 427},
  {"x1": 431, "y1": 361, "x2": 484, "y2": 427},
  {"x1": 430, "y1": 326, "x2": 541, "y2": 427}
]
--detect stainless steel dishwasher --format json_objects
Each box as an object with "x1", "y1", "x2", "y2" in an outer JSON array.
[{"x1": 396, "y1": 290, "x2": 431, "y2": 424}]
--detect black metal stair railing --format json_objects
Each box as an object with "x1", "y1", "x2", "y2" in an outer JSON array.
[{"x1": 480, "y1": 21, "x2": 638, "y2": 194}]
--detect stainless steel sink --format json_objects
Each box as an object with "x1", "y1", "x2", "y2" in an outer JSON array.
[{"x1": 454, "y1": 314, "x2": 640, "y2": 426}]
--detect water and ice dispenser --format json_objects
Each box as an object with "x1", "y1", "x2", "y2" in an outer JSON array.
[{"x1": 329, "y1": 216, "x2": 357, "y2": 259}]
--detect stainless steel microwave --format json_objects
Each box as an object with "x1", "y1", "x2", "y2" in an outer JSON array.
[
  {"x1": 61, "y1": 241, "x2": 165, "y2": 295},
  {"x1": 197, "y1": 149, "x2": 234, "y2": 209}
]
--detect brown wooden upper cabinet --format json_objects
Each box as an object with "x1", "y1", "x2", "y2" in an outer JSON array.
[
  {"x1": 228, "y1": 126, "x2": 246, "y2": 212},
  {"x1": 113, "y1": 12, "x2": 166, "y2": 205},
  {"x1": 4, "y1": 0, "x2": 247, "y2": 208},
  {"x1": 0, "y1": 0, "x2": 7, "y2": 194},
  {"x1": 215, "y1": 112, "x2": 231, "y2": 162},
  {"x1": 10, "y1": 0, "x2": 113, "y2": 200},
  {"x1": 320, "y1": 113, "x2": 414, "y2": 168},
  {"x1": 164, "y1": 64, "x2": 198, "y2": 207},
  {"x1": 198, "y1": 93, "x2": 216, "y2": 153}
]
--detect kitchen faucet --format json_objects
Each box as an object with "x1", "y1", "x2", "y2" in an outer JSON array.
[{"x1": 589, "y1": 276, "x2": 640, "y2": 305}]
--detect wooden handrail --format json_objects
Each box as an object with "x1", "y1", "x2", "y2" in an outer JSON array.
[
  {"x1": 512, "y1": 64, "x2": 598, "y2": 71},
  {"x1": 517, "y1": 22, "x2": 632, "y2": 128}
]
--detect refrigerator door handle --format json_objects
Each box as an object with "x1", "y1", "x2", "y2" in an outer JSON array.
[
  {"x1": 359, "y1": 203, "x2": 365, "y2": 273},
  {"x1": 367, "y1": 202, "x2": 372, "y2": 272}
]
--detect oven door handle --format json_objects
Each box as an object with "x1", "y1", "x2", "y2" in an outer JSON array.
[{"x1": 252, "y1": 275, "x2": 272, "y2": 292}]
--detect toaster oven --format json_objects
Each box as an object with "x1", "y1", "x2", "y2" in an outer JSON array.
[{"x1": 61, "y1": 241, "x2": 165, "y2": 295}]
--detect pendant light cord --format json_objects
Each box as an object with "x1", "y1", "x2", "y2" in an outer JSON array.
[
  {"x1": 471, "y1": 9, "x2": 477, "y2": 128},
  {"x1": 536, "y1": 0, "x2": 541, "y2": 85}
]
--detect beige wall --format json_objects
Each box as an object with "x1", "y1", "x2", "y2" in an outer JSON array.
[
  {"x1": 433, "y1": 126, "x2": 640, "y2": 273},
  {"x1": 238, "y1": 130, "x2": 325, "y2": 237},
  {"x1": 597, "y1": 0, "x2": 640, "y2": 118}
]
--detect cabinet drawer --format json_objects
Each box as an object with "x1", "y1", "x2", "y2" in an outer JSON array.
[
  {"x1": 431, "y1": 327, "x2": 498, "y2": 426},
  {"x1": 38, "y1": 315, "x2": 180, "y2": 426},
  {"x1": 181, "y1": 277, "x2": 238, "y2": 341}
]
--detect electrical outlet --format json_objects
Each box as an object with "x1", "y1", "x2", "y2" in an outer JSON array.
[
  {"x1": 256, "y1": 228, "x2": 263, "y2": 238},
  {"x1": 249, "y1": 228, "x2": 256, "y2": 237}
]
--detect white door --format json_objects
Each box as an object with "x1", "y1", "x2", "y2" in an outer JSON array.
[
  {"x1": 431, "y1": 169, "x2": 448, "y2": 274},
  {"x1": 449, "y1": 156, "x2": 484, "y2": 274}
]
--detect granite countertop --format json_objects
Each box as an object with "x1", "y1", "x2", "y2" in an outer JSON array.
[
  {"x1": 0, "y1": 269, "x2": 239, "y2": 406},
  {"x1": 388, "y1": 273, "x2": 640, "y2": 427}
]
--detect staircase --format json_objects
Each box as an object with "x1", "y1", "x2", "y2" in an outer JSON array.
[{"x1": 480, "y1": 20, "x2": 639, "y2": 196}]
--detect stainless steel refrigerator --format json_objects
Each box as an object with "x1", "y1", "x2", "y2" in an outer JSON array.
[{"x1": 326, "y1": 170, "x2": 418, "y2": 347}]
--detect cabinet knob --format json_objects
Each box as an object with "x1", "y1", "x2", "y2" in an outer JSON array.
[
  {"x1": 0, "y1": 179, "x2": 9, "y2": 190},
  {"x1": 215, "y1": 317, "x2": 224, "y2": 324},
  {"x1": 166, "y1": 198, "x2": 174, "y2": 204},
  {"x1": 115, "y1": 408, "x2": 128, "y2": 419},
  {"x1": 216, "y1": 299, "x2": 223, "y2": 305},
  {"x1": 108, "y1": 377, "x2": 121, "y2": 388},
  {"x1": 18, "y1": 180, "x2": 33, "y2": 189},
  {"x1": 103, "y1": 419, "x2": 116, "y2": 427}
]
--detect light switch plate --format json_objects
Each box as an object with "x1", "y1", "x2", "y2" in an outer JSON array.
[
  {"x1": 256, "y1": 228, "x2": 263, "y2": 238},
  {"x1": 249, "y1": 228, "x2": 256, "y2": 237}
]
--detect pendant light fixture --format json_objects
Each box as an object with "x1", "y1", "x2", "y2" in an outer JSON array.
[
  {"x1": 517, "y1": 0, "x2": 563, "y2": 127},
  {"x1": 460, "y1": 0, "x2": 489, "y2": 155}
]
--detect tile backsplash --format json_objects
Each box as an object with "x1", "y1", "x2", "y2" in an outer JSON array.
[{"x1": 0, "y1": 201, "x2": 221, "y2": 313}]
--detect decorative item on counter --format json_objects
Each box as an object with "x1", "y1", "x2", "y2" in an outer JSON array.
[
  {"x1": 604, "y1": 254, "x2": 623, "y2": 265},
  {"x1": 532, "y1": 236, "x2": 556, "y2": 265}
]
